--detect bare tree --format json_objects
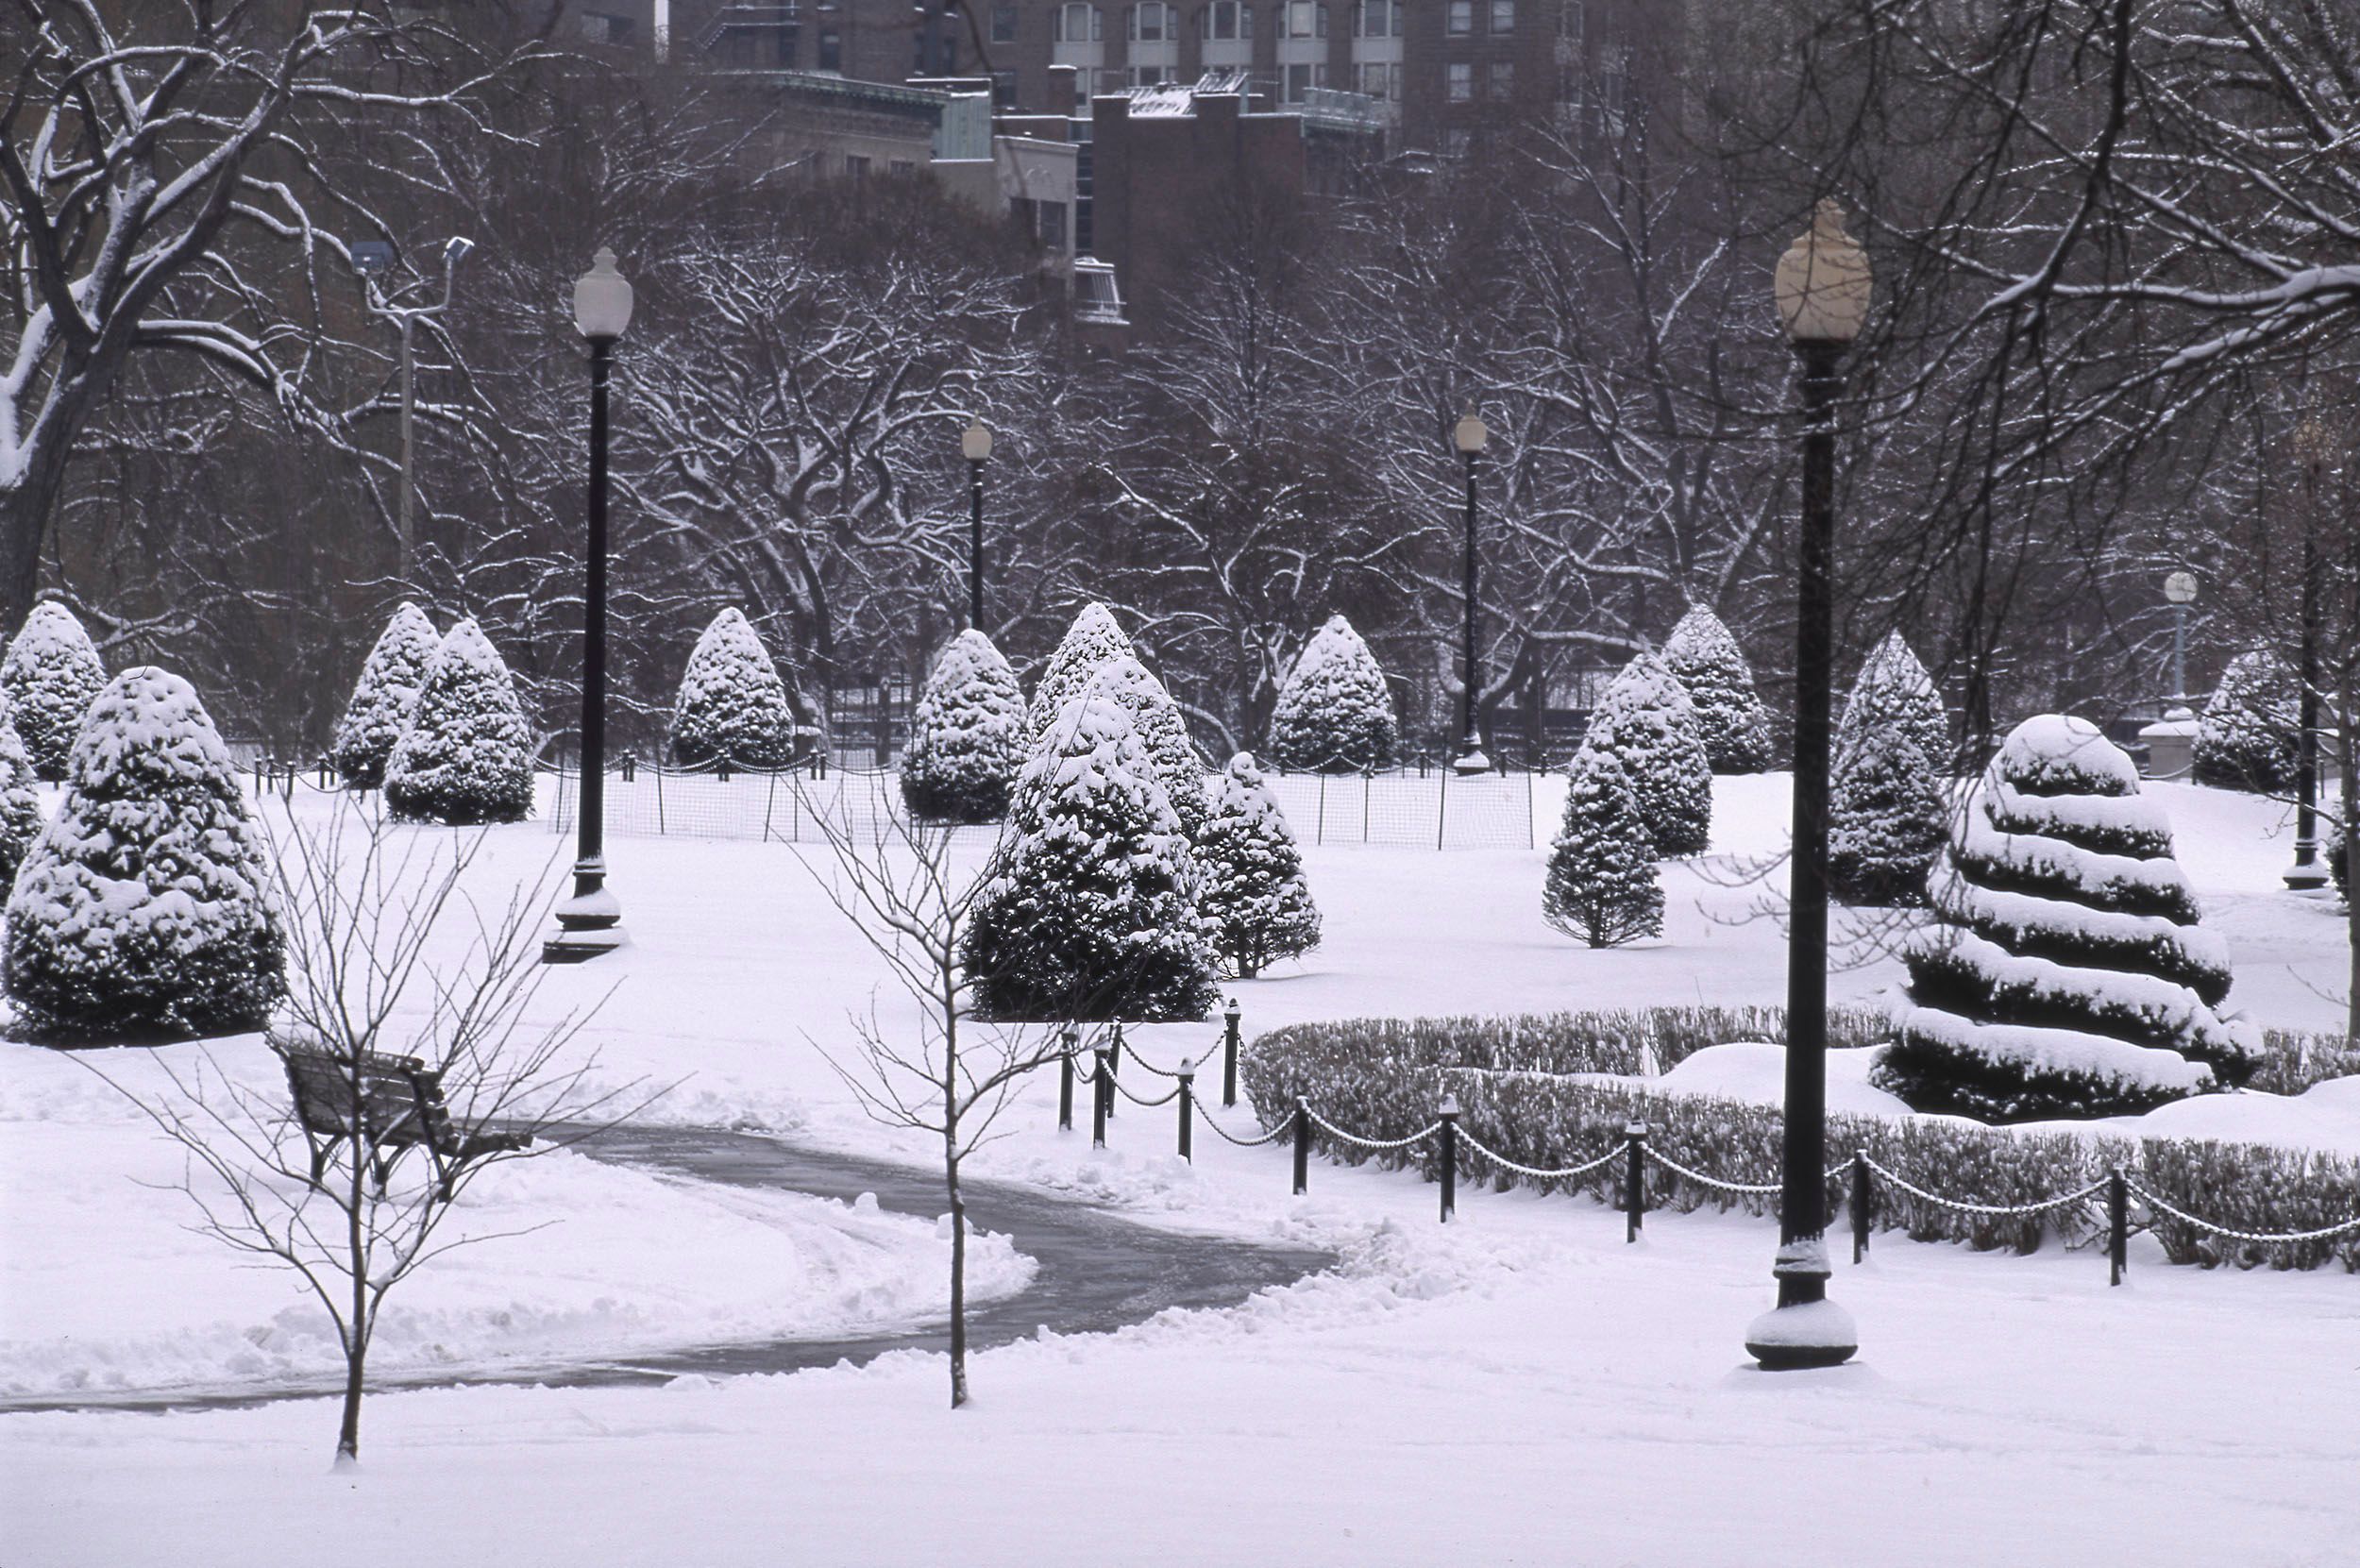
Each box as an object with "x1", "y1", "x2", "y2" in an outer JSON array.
[
  {"x1": 791, "y1": 779, "x2": 1065, "y2": 1408},
  {"x1": 95, "y1": 803, "x2": 642, "y2": 1464}
]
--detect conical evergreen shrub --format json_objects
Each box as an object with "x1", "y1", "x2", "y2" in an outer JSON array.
[
  {"x1": 330, "y1": 604, "x2": 440, "y2": 789},
  {"x1": 1837, "y1": 632, "x2": 1949, "y2": 776},
  {"x1": 964, "y1": 673, "x2": 1218, "y2": 1022},
  {"x1": 383, "y1": 620, "x2": 535, "y2": 826},
  {"x1": 4, "y1": 667, "x2": 284, "y2": 1041},
  {"x1": 1586, "y1": 651, "x2": 1711, "y2": 856},
  {"x1": 1661, "y1": 605, "x2": 1772, "y2": 774},
  {"x1": 1269, "y1": 614, "x2": 1397, "y2": 772},
  {"x1": 672, "y1": 608, "x2": 799, "y2": 768},
  {"x1": 1829, "y1": 725, "x2": 1947, "y2": 906},
  {"x1": 1026, "y1": 601, "x2": 1136, "y2": 745},
  {"x1": 1874, "y1": 715, "x2": 2262, "y2": 1121},
  {"x1": 1197, "y1": 751, "x2": 1321, "y2": 978},
  {"x1": 0, "y1": 700, "x2": 45, "y2": 887},
  {"x1": 1, "y1": 601, "x2": 107, "y2": 781},
  {"x1": 1542, "y1": 744, "x2": 1664, "y2": 948},
  {"x1": 2194, "y1": 647, "x2": 2299, "y2": 793},
  {"x1": 902, "y1": 630, "x2": 1026, "y2": 823},
  {"x1": 1087, "y1": 655, "x2": 1208, "y2": 835}
]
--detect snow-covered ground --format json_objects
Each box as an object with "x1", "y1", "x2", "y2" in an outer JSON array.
[{"x1": 2, "y1": 772, "x2": 2354, "y2": 1565}]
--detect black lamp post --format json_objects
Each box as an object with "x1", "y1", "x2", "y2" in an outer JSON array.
[
  {"x1": 2287, "y1": 415, "x2": 2330, "y2": 892},
  {"x1": 546, "y1": 247, "x2": 633, "y2": 965},
  {"x1": 1745, "y1": 200, "x2": 1870, "y2": 1371},
  {"x1": 962, "y1": 420, "x2": 992, "y2": 629},
  {"x1": 1452, "y1": 410, "x2": 1490, "y2": 775}
]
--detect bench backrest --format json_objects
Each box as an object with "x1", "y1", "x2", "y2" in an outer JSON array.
[{"x1": 278, "y1": 1041, "x2": 457, "y2": 1155}]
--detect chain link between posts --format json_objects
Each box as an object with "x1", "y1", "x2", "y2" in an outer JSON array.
[
  {"x1": 2122, "y1": 1177, "x2": 2360, "y2": 1245},
  {"x1": 1452, "y1": 1127, "x2": 1625, "y2": 1182},
  {"x1": 1304, "y1": 1107, "x2": 1441, "y2": 1152},
  {"x1": 1861, "y1": 1156, "x2": 2108, "y2": 1218}
]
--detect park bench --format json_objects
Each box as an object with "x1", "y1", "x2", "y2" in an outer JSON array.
[{"x1": 274, "y1": 1033, "x2": 531, "y2": 1199}]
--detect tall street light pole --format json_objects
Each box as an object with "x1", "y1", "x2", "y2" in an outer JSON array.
[
  {"x1": 962, "y1": 421, "x2": 992, "y2": 630},
  {"x1": 2163, "y1": 570, "x2": 2198, "y2": 701},
  {"x1": 1746, "y1": 199, "x2": 1870, "y2": 1372},
  {"x1": 2287, "y1": 417, "x2": 2330, "y2": 891},
  {"x1": 353, "y1": 236, "x2": 471, "y2": 586},
  {"x1": 546, "y1": 248, "x2": 634, "y2": 965},
  {"x1": 1453, "y1": 410, "x2": 1490, "y2": 775}
]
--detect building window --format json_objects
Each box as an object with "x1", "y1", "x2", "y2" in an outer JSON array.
[
  {"x1": 1203, "y1": 0, "x2": 1253, "y2": 38},
  {"x1": 1446, "y1": 0, "x2": 1471, "y2": 33},
  {"x1": 1443, "y1": 128, "x2": 1471, "y2": 159},
  {"x1": 818, "y1": 27, "x2": 841, "y2": 68},
  {"x1": 1354, "y1": 0, "x2": 1403, "y2": 36},
  {"x1": 990, "y1": 69, "x2": 1019, "y2": 106},
  {"x1": 1131, "y1": 1, "x2": 1174, "y2": 40},
  {"x1": 1054, "y1": 3, "x2": 1104, "y2": 41},
  {"x1": 1281, "y1": 1, "x2": 1325, "y2": 37},
  {"x1": 577, "y1": 11, "x2": 634, "y2": 42},
  {"x1": 889, "y1": 159, "x2": 917, "y2": 177},
  {"x1": 1557, "y1": 0, "x2": 1580, "y2": 42},
  {"x1": 846, "y1": 154, "x2": 870, "y2": 180},
  {"x1": 1284, "y1": 61, "x2": 1328, "y2": 99},
  {"x1": 1488, "y1": 59, "x2": 1512, "y2": 97},
  {"x1": 992, "y1": 4, "x2": 1018, "y2": 39},
  {"x1": 1129, "y1": 64, "x2": 1174, "y2": 84},
  {"x1": 1040, "y1": 202, "x2": 1070, "y2": 254},
  {"x1": 1446, "y1": 59, "x2": 1472, "y2": 99},
  {"x1": 1358, "y1": 60, "x2": 1400, "y2": 99},
  {"x1": 1489, "y1": 0, "x2": 1512, "y2": 31}
]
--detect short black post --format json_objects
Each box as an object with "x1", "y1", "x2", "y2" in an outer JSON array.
[
  {"x1": 1291, "y1": 1098, "x2": 1311, "y2": 1196},
  {"x1": 1176, "y1": 1057, "x2": 1195, "y2": 1163},
  {"x1": 2108, "y1": 1166, "x2": 2129, "y2": 1287},
  {"x1": 1091, "y1": 1049, "x2": 1109, "y2": 1150},
  {"x1": 1438, "y1": 1095, "x2": 1459, "y2": 1223},
  {"x1": 1850, "y1": 1152, "x2": 1872, "y2": 1265},
  {"x1": 1624, "y1": 1121, "x2": 1647, "y2": 1243},
  {"x1": 1105, "y1": 1022, "x2": 1122, "y2": 1115},
  {"x1": 1222, "y1": 997, "x2": 1241, "y2": 1108},
  {"x1": 1057, "y1": 1024, "x2": 1078, "y2": 1133}
]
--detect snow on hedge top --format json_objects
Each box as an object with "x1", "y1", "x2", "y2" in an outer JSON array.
[
  {"x1": 331, "y1": 604, "x2": 439, "y2": 785},
  {"x1": 1995, "y1": 714, "x2": 2138, "y2": 798},
  {"x1": 1661, "y1": 604, "x2": 1771, "y2": 772},
  {"x1": 1269, "y1": 613, "x2": 1396, "y2": 771},
  {"x1": 1018, "y1": 675, "x2": 1187, "y2": 855},
  {"x1": 1087, "y1": 654, "x2": 1206, "y2": 831},
  {"x1": 1027, "y1": 601, "x2": 1137, "y2": 743},
  {"x1": 1, "y1": 600, "x2": 107, "y2": 779},
  {"x1": 59, "y1": 665, "x2": 243, "y2": 800},
  {"x1": 912, "y1": 630, "x2": 1024, "y2": 753},
  {"x1": 1838, "y1": 631, "x2": 1947, "y2": 769},
  {"x1": 671, "y1": 607, "x2": 796, "y2": 767}
]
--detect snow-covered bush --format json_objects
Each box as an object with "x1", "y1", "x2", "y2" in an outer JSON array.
[
  {"x1": 671, "y1": 608, "x2": 799, "y2": 769},
  {"x1": 1, "y1": 600, "x2": 107, "y2": 781},
  {"x1": 1025, "y1": 601, "x2": 1136, "y2": 746},
  {"x1": 1661, "y1": 605, "x2": 1772, "y2": 774},
  {"x1": 1196, "y1": 751, "x2": 1321, "y2": 978},
  {"x1": 330, "y1": 604, "x2": 439, "y2": 789},
  {"x1": 382, "y1": 619, "x2": 535, "y2": 826},
  {"x1": 901, "y1": 630, "x2": 1025, "y2": 823},
  {"x1": 964, "y1": 674, "x2": 1218, "y2": 1022},
  {"x1": 2194, "y1": 646, "x2": 2299, "y2": 793},
  {"x1": 1268, "y1": 614, "x2": 1397, "y2": 772},
  {"x1": 1828, "y1": 725, "x2": 1947, "y2": 906},
  {"x1": 1837, "y1": 631, "x2": 1949, "y2": 776},
  {"x1": 1876, "y1": 714, "x2": 2262, "y2": 1121},
  {"x1": 1585, "y1": 651, "x2": 1711, "y2": 856},
  {"x1": 4, "y1": 667, "x2": 284, "y2": 1041},
  {"x1": 1542, "y1": 744, "x2": 1663, "y2": 948},
  {"x1": 1086, "y1": 655, "x2": 1207, "y2": 835},
  {"x1": 0, "y1": 701, "x2": 45, "y2": 886}
]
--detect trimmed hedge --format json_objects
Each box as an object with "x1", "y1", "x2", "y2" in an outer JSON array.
[
  {"x1": 2247, "y1": 1027, "x2": 2360, "y2": 1098},
  {"x1": 1240, "y1": 1007, "x2": 2360, "y2": 1271}
]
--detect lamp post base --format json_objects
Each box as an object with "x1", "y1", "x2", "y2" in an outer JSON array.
[
  {"x1": 1451, "y1": 742, "x2": 1491, "y2": 776},
  {"x1": 2283, "y1": 854, "x2": 2331, "y2": 893},
  {"x1": 543, "y1": 866, "x2": 626, "y2": 964},
  {"x1": 1745, "y1": 1240, "x2": 1856, "y2": 1370}
]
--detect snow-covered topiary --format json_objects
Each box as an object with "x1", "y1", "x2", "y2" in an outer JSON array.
[
  {"x1": 4, "y1": 667, "x2": 284, "y2": 1041},
  {"x1": 1, "y1": 601, "x2": 107, "y2": 782},
  {"x1": 1829, "y1": 724, "x2": 1947, "y2": 906},
  {"x1": 1086, "y1": 655, "x2": 1208, "y2": 835},
  {"x1": 1874, "y1": 714, "x2": 2262, "y2": 1121},
  {"x1": 2194, "y1": 646, "x2": 2299, "y2": 794},
  {"x1": 1268, "y1": 614, "x2": 1397, "y2": 772},
  {"x1": 902, "y1": 630, "x2": 1026, "y2": 823},
  {"x1": 1837, "y1": 631, "x2": 1949, "y2": 776},
  {"x1": 1025, "y1": 601, "x2": 1136, "y2": 746},
  {"x1": 964, "y1": 672, "x2": 1219, "y2": 1022},
  {"x1": 1585, "y1": 651, "x2": 1711, "y2": 857},
  {"x1": 1196, "y1": 751, "x2": 1321, "y2": 977},
  {"x1": 671, "y1": 608, "x2": 799, "y2": 769},
  {"x1": 0, "y1": 699, "x2": 45, "y2": 887},
  {"x1": 382, "y1": 620, "x2": 534, "y2": 826},
  {"x1": 1661, "y1": 605, "x2": 1772, "y2": 774},
  {"x1": 1542, "y1": 743, "x2": 1664, "y2": 948},
  {"x1": 330, "y1": 604, "x2": 439, "y2": 789}
]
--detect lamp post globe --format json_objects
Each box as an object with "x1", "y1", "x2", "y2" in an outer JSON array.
[
  {"x1": 1452, "y1": 410, "x2": 1489, "y2": 776},
  {"x1": 1745, "y1": 199, "x2": 1868, "y2": 1372},
  {"x1": 547, "y1": 247, "x2": 633, "y2": 964}
]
